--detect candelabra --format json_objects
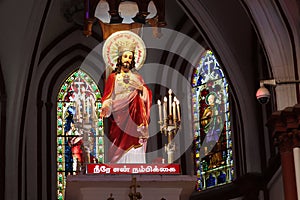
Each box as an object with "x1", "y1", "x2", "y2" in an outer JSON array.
[{"x1": 157, "y1": 89, "x2": 181, "y2": 163}]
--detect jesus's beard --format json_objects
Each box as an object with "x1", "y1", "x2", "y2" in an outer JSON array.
[{"x1": 123, "y1": 62, "x2": 130, "y2": 68}]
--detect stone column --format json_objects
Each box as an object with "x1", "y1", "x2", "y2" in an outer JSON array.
[
  {"x1": 293, "y1": 146, "x2": 300, "y2": 199},
  {"x1": 268, "y1": 105, "x2": 300, "y2": 200}
]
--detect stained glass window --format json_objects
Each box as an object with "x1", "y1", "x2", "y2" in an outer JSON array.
[
  {"x1": 192, "y1": 50, "x2": 234, "y2": 190},
  {"x1": 56, "y1": 70, "x2": 104, "y2": 200}
]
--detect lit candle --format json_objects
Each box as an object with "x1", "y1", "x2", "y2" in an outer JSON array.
[
  {"x1": 172, "y1": 101, "x2": 176, "y2": 123},
  {"x1": 82, "y1": 99, "x2": 86, "y2": 115},
  {"x1": 76, "y1": 100, "x2": 81, "y2": 120},
  {"x1": 174, "y1": 96, "x2": 177, "y2": 111},
  {"x1": 91, "y1": 98, "x2": 95, "y2": 120},
  {"x1": 86, "y1": 97, "x2": 90, "y2": 118},
  {"x1": 168, "y1": 89, "x2": 172, "y2": 116},
  {"x1": 157, "y1": 99, "x2": 162, "y2": 123},
  {"x1": 176, "y1": 99, "x2": 181, "y2": 121},
  {"x1": 74, "y1": 101, "x2": 79, "y2": 120},
  {"x1": 163, "y1": 97, "x2": 168, "y2": 125}
]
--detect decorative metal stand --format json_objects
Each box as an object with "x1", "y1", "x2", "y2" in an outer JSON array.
[
  {"x1": 157, "y1": 89, "x2": 181, "y2": 163},
  {"x1": 107, "y1": 193, "x2": 114, "y2": 200},
  {"x1": 129, "y1": 177, "x2": 142, "y2": 200}
]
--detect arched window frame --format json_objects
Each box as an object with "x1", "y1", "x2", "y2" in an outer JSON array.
[
  {"x1": 192, "y1": 50, "x2": 234, "y2": 190},
  {"x1": 0, "y1": 63, "x2": 6, "y2": 200},
  {"x1": 56, "y1": 69, "x2": 104, "y2": 200}
]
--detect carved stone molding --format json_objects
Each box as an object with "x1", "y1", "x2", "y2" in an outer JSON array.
[
  {"x1": 275, "y1": 131, "x2": 299, "y2": 152},
  {"x1": 267, "y1": 104, "x2": 300, "y2": 200},
  {"x1": 268, "y1": 104, "x2": 300, "y2": 152}
]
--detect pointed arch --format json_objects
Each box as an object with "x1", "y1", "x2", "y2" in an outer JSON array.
[
  {"x1": 0, "y1": 62, "x2": 6, "y2": 200},
  {"x1": 30, "y1": 32, "x2": 103, "y2": 199}
]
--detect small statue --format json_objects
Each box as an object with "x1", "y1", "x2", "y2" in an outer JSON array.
[{"x1": 107, "y1": 193, "x2": 114, "y2": 200}]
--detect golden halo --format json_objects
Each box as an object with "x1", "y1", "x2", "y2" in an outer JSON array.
[{"x1": 102, "y1": 30, "x2": 146, "y2": 70}]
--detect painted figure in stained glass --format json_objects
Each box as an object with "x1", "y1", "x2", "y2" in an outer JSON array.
[
  {"x1": 201, "y1": 91, "x2": 223, "y2": 144},
  {"x1": 64, "y1": 106, "x2": 76, "y2": 174}
]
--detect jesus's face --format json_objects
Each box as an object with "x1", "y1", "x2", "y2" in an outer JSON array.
[{"x1": 121, "y1": 51, "x2": 133, "y2": 73}]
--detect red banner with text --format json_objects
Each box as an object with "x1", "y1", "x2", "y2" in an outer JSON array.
[{"x1": 86, "y1": 164, "x2": 181, "y2": 175}]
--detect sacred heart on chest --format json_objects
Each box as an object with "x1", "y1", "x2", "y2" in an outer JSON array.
[{"x1": 123, "y1": 74, "x2": 130, "y2": 84}]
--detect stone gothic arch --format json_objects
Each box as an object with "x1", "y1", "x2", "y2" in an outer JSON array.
[{"x1": 0, "y1": 62, "x2": 6, "y2": 200}]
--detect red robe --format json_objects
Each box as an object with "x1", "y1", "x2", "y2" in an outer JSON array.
[{"x1": 101, "y1": 72, "x2": 152, "y2": 163}]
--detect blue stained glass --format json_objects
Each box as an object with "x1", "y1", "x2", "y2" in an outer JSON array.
[
  {"x1": 64, "y1": 141, "x2": 73, "y2": 173},
  {"x1": 217, "y1": 171, "x2": 226, "y2": 184},
  {"x1": 206, "y1": 174, "x2": 216, "y2": 187}
]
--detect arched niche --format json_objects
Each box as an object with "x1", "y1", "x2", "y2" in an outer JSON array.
[{"x1": 0, "y1": 62, "x2": 6, "y2": 200}]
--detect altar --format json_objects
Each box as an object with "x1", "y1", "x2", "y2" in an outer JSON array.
[{"x1": 65, "y1": 175, "x2": 196, "y2": 200}]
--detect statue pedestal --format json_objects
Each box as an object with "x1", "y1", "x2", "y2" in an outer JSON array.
[{"x1": 65, "y1": 175, "x2": 196, "y2": 200}]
